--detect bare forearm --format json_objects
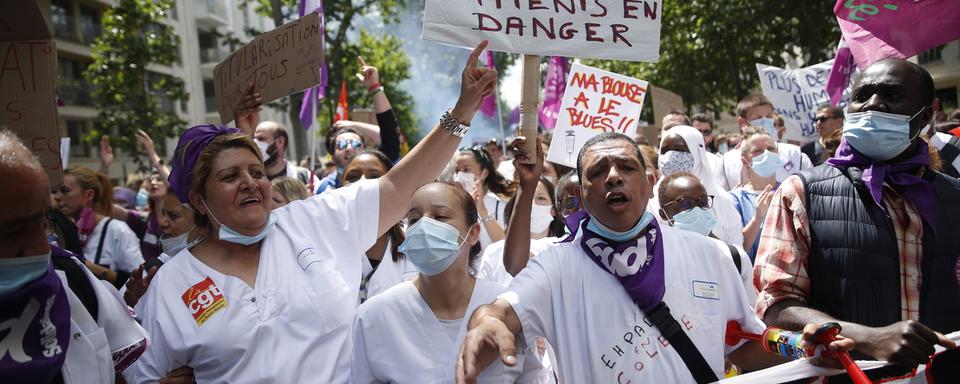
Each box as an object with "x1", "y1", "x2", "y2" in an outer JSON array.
[
  {"x1": 742, "y1": 217, "x2": 763, "y2": 251},
  {"x1": 468, "y1": 299, "x2": 522, "y2": 334},
  {"x1": 728, "y1": 340, "x2": 789, "y2": 372},
  {"x1": 503, "y1": 186, "x2": 535, "y2": 275},
  {"x1": 766, "y1": 301, "x2": 874, "y2": 356}
]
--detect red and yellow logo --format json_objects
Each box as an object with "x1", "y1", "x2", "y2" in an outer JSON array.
[{"x1": 181, "y1": 277, "x2": 227, "y2": 326}]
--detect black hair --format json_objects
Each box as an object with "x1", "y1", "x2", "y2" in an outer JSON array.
[
  {"x1": 575, "y1": 132, "x2": 645, "y2": 185},
  {"x1": 816, "y1": 105, "x2": 845, "y2": 119},
  {"x1": 457, "y1": 147, "x2": 516, "y2": 196},
  {"x1": 503, "y1": 177, "x2": 566, "y2": 238},
  {"x1": 345, "y1": 150, "x2": 405, "y2": 262},
  {"x1": 325, "y1": 126, "x2": 365, "y2": 155}
]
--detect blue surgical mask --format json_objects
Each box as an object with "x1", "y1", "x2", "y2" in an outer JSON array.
[
  {"x1": 842, "y1": 109, "x2": 925, "y2": 161},
  {"x1": 136, "y1": 189, "x2": 149, "y2": 209},
  {"x1": 751, "y1": 117, "x2": 778, "y2": 141},
  {"x1": 586, "y1": 211, "x2": 654, "y2": 242},
  {"x1": 159, "y1": 227, "x2": 200, "y2": 256},
  {"x1": 202, "y1": 199, "x2": 277, "y2": 246},
  {"x1": 671, "y1": 207, "x2": 717, "y2": 236},
  {"x1": 750, "y1": 150, "x2": 781, "y2": 178},
  {"x1": 658, "y1": 150, "x2": 695, "y2": 177},
  {"x1": 399, "y1": 217, "x2": 466, "y2": 276},
  {"x1": 0, "y1": 252, "x2": 51, "y2": 295}
]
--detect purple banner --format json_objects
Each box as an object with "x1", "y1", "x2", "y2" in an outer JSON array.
[
  {"x1": 298, "y1": 0, "x2": 326, "y2": 131},
  {"x1": 826, "y1": 38, "x2": 856, "y2": 107},
  {"x1": 539, "y1": 56, "x2": 569, "y2": 131}
]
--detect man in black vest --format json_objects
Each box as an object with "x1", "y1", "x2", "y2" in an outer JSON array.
[{"x1": 755, "y1": 59, "x2": 960, "y2": 372}]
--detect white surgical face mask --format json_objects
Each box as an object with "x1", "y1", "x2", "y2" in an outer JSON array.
[
  {"x1": 658, "y1": 151, "x2": 695, "y2": 177},
  {"x1": 530, "y1": 203, "x2": 554, "y2": 234},
  {"x1": 842, "y1": 109, "x2": 926, "y2": 161},
  {"x1": 454, "y1": 172, "x2": 477, "y2": 195},
  {"x1": 159, "y1": 227, "x2": 199, "y2": 256},
  {"x1": 750, "y1": 150, "x2": 781, "y2": 178}
]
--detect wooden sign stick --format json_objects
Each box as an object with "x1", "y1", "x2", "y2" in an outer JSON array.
[{"x1": 518, "y1": 54, "x2": 540, "y2": 163}]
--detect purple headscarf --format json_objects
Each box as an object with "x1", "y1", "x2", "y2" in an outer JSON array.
[
  {"x1": 827, "y1": 139, "x2": 937, "y2": 232},
  {"x1": 169, "y1": 125, "x2": 240, "y2": 204},
  {"x1": 113, "y1": 187, "x2": 136, "y2": 210}
]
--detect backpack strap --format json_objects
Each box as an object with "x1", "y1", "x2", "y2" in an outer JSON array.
[
  {"x1": 727, "y1": 244, "x2": 742, "y2": 274},
  {"x1": 51, "y1": 255, "x2": 99, "y2": 323},
  {"x1": 647, "y1": 302, "x2": 719, "y2": 383},
  {"x1": 93, "y1": 218, "x2": 113, "y2": 265}
]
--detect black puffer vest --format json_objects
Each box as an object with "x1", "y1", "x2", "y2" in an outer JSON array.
[{"x1": 798, "y1": 164, "x2": 960, "y2": 333}]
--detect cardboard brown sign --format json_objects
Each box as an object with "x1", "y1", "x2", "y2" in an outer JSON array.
[
  {"x1": 214, "y1": 12, "x2": 324, "y2": 124},
  {"x1": 0, "y1": 0, "x2": 62, "y2": 186}
]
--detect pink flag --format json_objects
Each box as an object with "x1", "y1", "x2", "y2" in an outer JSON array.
[
  {"x1": 826, "y1": 38, "x2": 855, "y2": 107},
  {"x1": 478, "y1": 50, "x2": 497, "y2": 118},
  {"x1": 298, "y1": 0, "x2": 326, "y2": 130},
  {"x1": 835, "y1": 0, "x2": 960, "y2": 69},
  {"x1": 539, "y1": 56, "x2": 569, "y2": 131}
]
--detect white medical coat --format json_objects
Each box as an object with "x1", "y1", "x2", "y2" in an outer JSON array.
[{"x1": 351, "y1": 279, "x2": 549, "y2": 383}]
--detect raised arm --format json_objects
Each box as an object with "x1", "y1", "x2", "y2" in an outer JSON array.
[
  {"x1": 503, "y1": 136, "x2": 542, "y2": 275},
  {"x1": 377, "y1": 41, "x2": 497, "y2": 235},
  {"x1": 357, "y1": 56, "x2": 401, "y2": 161},
  {"x1": 136, "y1": 129, "x2": 170, "y2": 182},
  {"x1": 234, "y1": 82, "x2": 262, "y2": 137}
]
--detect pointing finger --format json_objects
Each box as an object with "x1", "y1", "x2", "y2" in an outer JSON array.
[
  {"x1": 465, "y1": 40, "x2": 489, "y2": 72},
  {"x1": 358, "y1": 56, "x2": 368, "y2": 68}
]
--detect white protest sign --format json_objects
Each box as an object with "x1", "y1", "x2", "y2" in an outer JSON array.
[
  {"x1": 214, "y1": 12, "x2": 324, "y2": 123},
  {"x1": 547, "y1": 63, "x2": 647, "y2": 168},
  {"x1": 756, "y1": 60, "x2": 856, "y2": 143},
  {"x1": 422, "y1": 0, "x2": 662, "y2": 62}
]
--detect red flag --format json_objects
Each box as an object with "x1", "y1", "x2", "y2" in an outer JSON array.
[{"x1": 335, "y1": 80, "x2": 349, "y2": 122}]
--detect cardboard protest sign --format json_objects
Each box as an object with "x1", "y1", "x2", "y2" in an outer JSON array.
[
  {"x1": 422, "y1": 0, "x2": 662, "y2": 62},
  {"x1": 1, "y1": 0, "x2": 62, "y2": 185},
  {"x1": 835, "y1": 0, "x2": 960, "y2": 70},
  {"x1": 214, "y1": 12, "x2": 324, "y2": 123},
  {"x1": 546, "y1": 63, "x2": 647, "y2": 168},
  {"x1": 756, "y1": 60, "x2": 856, "y2": 144}
]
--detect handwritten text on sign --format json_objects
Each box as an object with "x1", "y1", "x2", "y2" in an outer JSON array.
[
  {"x1": 756, "y1": 60, "x2": 855, "y2": 144},
  {"x1": 547, "y1": 63, "x2": 647, "y2": 168},
  {"x1": 423, "y1": 0, "x2": 662, "y2": 62},
  {"x1": 214, "y1": 12, "x2": 323, "y2": 123},
  {"x1": 1, "y1": 40, "x2": 62, "y2": 184}
]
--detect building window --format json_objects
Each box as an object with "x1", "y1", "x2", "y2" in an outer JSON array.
[
  {"x1": 146, "y1": 72, "x2": 178, "y2": 114},
  {"x1": 51, "y1": 0, "x2": 75, "y2": 41},
  {"x1": 204, "y1": 79, "x2": 217, "y2": 113},
  {"x1": 198, "y1": 29, "x2": 220, "y2": 63},
  {"x1": 79, "y1": 5, "x2": 103, "y2": 44},
  {"x1": 918, "y1": 45, "x2": 945, "y2": 64},
  {"x1": 58, "y1": 56, "x2": 93, "y2": 106},
  {"x1": 65, "y1": 119, "x2": 91, "y2": 158}
]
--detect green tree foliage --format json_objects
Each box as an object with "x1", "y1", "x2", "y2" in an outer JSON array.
[
  {"x1": 584, "y1": 0, "x2": 840, "y2": 116},
  {"x1": 84, "y1": 0, "x2": 187, "y2": 166}
]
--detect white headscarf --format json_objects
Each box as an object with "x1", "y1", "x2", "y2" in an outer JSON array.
[{"x1": 659, "y1": 125, "x2": 723, "y2": 195}]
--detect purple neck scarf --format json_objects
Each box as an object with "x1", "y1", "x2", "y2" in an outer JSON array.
[
  {"x1": 0, "y1": 264, "x2": 72, "y2": 383},
  {"x1": 827, "y1": 139, "x2": 937, "y2": 232},
  {"x1": 564, "y1": 211, "x2": 666, "y2": 313}
]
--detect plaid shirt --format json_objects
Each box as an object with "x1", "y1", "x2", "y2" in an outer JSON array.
[{"x1": 753, "y1": 175, "x2": 924, "y2": 320}]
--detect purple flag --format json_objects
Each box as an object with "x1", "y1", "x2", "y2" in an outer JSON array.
[
  {"x1": 835, "y1": 0, "x2": 960, "y2": 70},
  {"x1": 539, "y1": 56, "x2": 569, "y2": 131},
  {"x1": 478, "y1": 50, "x2": 497, "y2": 118},
  {"x1": 298, "y1": 0, "x2": 326, "y2": 131},
  {"x1": 826, "y1": 38, "x2": 855, "y2": 107}
]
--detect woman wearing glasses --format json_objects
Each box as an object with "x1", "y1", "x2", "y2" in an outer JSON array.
[
  {"x1": 654, "y1": 125, "x2": 745, "y2": 247},
  {"x1": 728, "y1": 127, "x2": 780, "y2": 262},
  {"x1": 656, "y1": 171, "x2": 756, "y2": 304}
]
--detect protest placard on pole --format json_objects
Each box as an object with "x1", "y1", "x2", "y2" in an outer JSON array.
[
  {"x1": 650, "y1": 85, "x2": 684, "y2": 140},
  {"x1": 214, "y1": 12, "x2": 325, "y2": 124},
  {"x1": 423, "y1": 0, "x2": 662, "y2": 62},
  {"x1": 1, "y1": 0, "x2": 62, "y2": 186},
  {"x1": 546, "y1": 63, "x2": 647, "y2": 168},
  {"x1": 756, "y1": 60, "x2": 856, "y2": 144}
]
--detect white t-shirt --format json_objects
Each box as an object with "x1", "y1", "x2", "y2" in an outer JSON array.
[
  {"x1": 82, "y1": 218, "x2": 144, "y2": 273},
  {"x1": 500, "y1": 224, "x2": 765, "y2": 383},
  {"x1": 130, "y1": 180, "x2": 380, "y2": 384},
  {"x1": 478, "y1": 192, "x2": 508, "y2": 251},
  {"x1": 351, "y1": 279, "x2": 549, "y2": 383},
  {"x1": 476, "y1": 237, "x2": 560, "y2": 286},
  {"x1": 720, "y1": 143, "x2": 812, "y2": 190}
]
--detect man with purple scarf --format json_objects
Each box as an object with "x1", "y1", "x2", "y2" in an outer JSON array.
[
  {"x1": 755, "y1": 58, "x2": 960, "y2": 377},
  {"x1": 0, "y1": 130, "x2": 148, "y2": 383},
  {"x1": 457, "y1": 132, "x2": 852, "y2": 383}
]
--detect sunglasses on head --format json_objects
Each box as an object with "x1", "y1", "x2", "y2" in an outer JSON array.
[
  {"x1": 337, "y1": 139, "x2": 363, "y2": 150},
  {"x1": 664, "y1": 195, "x2": 714, "y2": 212}
]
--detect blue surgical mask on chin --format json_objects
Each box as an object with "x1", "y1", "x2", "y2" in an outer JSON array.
[
  {"x1": 751, "y1": 117, "x2": 778, "y2": 141},
  {"x1": 202, "y1": 199, "x2": 277, "y2": 246},
  {"x1": 670, "y1": 207, "x2": 717, "y2": 236},
  {"x1": 842, "y1": 109, "x2": 926, "y2": 161},
  {"x1": 398, "y1": 217, "x2": 466, "y2": 276},
  {"x1": 0, "y1": 252, "x2": 51, "y2": 295},
  {"x1": 586, "y1": 211, "x2": 655, "y2": 242}
]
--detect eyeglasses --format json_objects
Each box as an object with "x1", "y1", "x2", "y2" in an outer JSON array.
[
  {"x1": 814, "y1": 115, "x2": 840, "y2": 123},
  {"x1": 663, "y1": 195, "x2": 714, "y2": 212},
  {"x1": 336, "y1": 139, "x2": 363, "y2": 150}
]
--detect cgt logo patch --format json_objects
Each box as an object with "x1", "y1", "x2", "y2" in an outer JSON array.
[{"x1": 181, "y1": 277, "x2": 227, "y2": 326}]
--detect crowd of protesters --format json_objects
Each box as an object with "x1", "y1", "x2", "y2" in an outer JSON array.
[{"x1": 2, "y1": 37, "x2": 960, "y2": 384}]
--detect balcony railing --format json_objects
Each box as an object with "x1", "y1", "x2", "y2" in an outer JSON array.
[{"x1": 59, "y1": 79, "x2": 94, "y2": 106}]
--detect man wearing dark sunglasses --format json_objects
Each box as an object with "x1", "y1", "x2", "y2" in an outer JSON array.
[{"x1": 801, "y1": 106, "x2": 844, "y2": 166}]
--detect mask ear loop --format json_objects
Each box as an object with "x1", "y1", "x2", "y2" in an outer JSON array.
[{"x1": 908, "y1": 106, "x2": 933, "y2": 141}]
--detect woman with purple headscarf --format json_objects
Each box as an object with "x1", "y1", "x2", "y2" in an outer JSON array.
[{"x1": 129, "y1": 41, "x2": 497, "y2": 383}]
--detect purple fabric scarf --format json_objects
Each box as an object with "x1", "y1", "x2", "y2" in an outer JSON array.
[
  {"x1": 827, "y1": 139, "x2": 937, "y2": 232},
  {"x1": 0, "y1": 264, "x2": 72, "y2": 383},
  {"x1": 564, "y1": 211, "x2": 666, "y2": 313}
]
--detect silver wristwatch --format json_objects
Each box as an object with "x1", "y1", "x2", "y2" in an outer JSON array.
[{"x1": 440, "y1": 110, "x2": 469, "y2": 137}]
